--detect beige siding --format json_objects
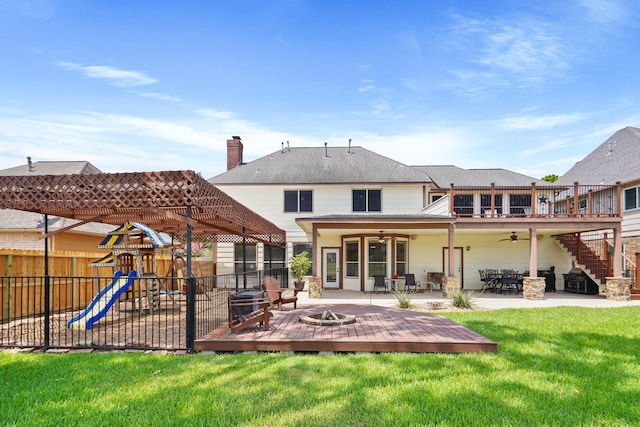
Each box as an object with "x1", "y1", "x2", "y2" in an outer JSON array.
[{"x1": 622, "y1": 210, "x2": 640, "y2": 238}]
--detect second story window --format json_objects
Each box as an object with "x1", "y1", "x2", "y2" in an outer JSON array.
[
  {"x1": 284, "y1": 190, "x2": 313, "y2": 213},
  {"x1": 353, "y1": 189, "x2": 382, "y2": 212},
  {"x1": 625, "y1": 186, "x2": 639, "y2": 211}
]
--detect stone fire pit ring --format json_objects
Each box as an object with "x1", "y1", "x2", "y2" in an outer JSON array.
[{"x1": 299, "y1": 310, "x2": 357, "y2": 326}]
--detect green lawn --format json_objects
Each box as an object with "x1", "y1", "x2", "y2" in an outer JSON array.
[{"x1": 1, "y1": 306, "x2": 639, "y2": 426}]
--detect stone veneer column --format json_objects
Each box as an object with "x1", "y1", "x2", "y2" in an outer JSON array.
[
  {"x1": 308, "y1": 276, "x2": 323, "y2": 299},
  {"x1": 522, "y1": 277, "x2": 545, "y2": 300},
  {"x1": 605, "y1": 277, "x2": 632, "y2": 301},
  {"x1": 442, "y1": 276, "x2": 461, "y2": 298}
]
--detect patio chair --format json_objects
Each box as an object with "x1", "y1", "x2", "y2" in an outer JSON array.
[
  {"x1": 373, "y1": 275, "x2": 388, "y2": 293},
  {"x1": 500, "y1": 270, "x2": 520, "y2": 294},
  {"x1": 404, "y1": 273, "x2": 421, "y2": 291},
  {"x1": 228, "y1": 292, "x2": 273, "y2": 333},
  {"x1": 480, "y1": 269, "x2": 500, "y2": 293},
  {"x1": 263, "y1": 276, "x2": 298, "y2": 310}
]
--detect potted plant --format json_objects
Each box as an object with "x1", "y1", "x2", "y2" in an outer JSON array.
[{"x1": 290, "y1": 251, "x2": 311, "y2": 291}]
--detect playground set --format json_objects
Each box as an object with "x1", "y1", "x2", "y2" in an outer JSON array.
[{"x1": 67, "y1": 221, "x2": 185, "y2": 330}]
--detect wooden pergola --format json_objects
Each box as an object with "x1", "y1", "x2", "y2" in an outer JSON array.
[
  {"x1": 0, "y1": 169, "x2": 286, "y2": 350},
  {"x1": 0, "y1": 170, "x2": 286, "y2": 246}
]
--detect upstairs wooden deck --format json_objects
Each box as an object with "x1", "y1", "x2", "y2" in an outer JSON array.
[{"x1": 194, "y1": 304, "x2": 497, "y2": 354}]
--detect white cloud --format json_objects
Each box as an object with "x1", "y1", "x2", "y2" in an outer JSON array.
[
  {"x1": 477, "y1": 23, "x2": 568, "y2": 78},
  {"x1": 441, "y1": 13, "x2": 573, "y2": 97},
  {"x1": 136, "y1": 92, "x2": 182, "y2": 102},
  {"x1": 56, "y1": 62, "x2": 157, "y2": 87},
  {"x1": 496, "y1": 113, "x2": 585, "y2": 130},
  {"x1": 578, "y1": 0, "x2": 626, "y2": 25}
]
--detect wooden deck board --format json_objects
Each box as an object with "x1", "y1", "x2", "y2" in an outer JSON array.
[{"x1": 194, "y1": 304, "x2": 497, "y2": 353}]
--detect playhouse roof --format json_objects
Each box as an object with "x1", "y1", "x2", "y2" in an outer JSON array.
[{"x1": 98, "y1": 221, "x2": 169, "y2": 249}]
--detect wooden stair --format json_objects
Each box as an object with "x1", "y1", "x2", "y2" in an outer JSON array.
[
  {"x1": 631, "y1": 286, "x2": 640, "y2": 300},
  {"x1": 554, "y1": 234, "x2": 609, "y2": 284}
]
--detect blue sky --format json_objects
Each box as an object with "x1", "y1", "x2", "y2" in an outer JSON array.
[{"x1": 1, "y1": 0, "x2": 639, "y2": 179}]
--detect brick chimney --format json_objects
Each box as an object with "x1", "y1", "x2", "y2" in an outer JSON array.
[{"x1": 226, "y1": 136, "x2": 243, "y2": 170}]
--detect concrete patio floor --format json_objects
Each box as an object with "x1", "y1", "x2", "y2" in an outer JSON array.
[{"x1": 297, "y1": 289, "x2": 640, "y2": 310}]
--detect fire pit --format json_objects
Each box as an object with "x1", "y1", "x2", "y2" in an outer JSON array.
[{"x1": 299, "y1": 310, "x2": 356, "y2": 326}]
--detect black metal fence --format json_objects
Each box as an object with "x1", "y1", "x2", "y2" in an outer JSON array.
[{"x1": 0, "y1": 268, "x2": 288, "y2": 352}]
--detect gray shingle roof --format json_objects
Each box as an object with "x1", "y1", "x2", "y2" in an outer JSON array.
[
  {"x1": 0, "y1": 209, "x2": 114, "y2": 233},
  {"x1": 557, "y1": 126, "x2": 640, "y2": 185},
  {"x1": 0, "y1": 160, "x2": 104, "y2": 232},
  {"x1": 209, "y1": 146, "x2": 431, "y2": 185},
  {"x1": 414, "y1": 165, "x2": 546, "y2": 187},
  {"x1": 0, "y1": 161, "x2": 102, "y2": 176}
]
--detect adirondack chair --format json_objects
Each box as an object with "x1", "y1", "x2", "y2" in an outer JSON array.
[
  {"x1": 228, "y1": 291, "x2": 273, "y2": 333},
  {"x1": 263, "y1": 276, "x2": 298, "y2": 310}
]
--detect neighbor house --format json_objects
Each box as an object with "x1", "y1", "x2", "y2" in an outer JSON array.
[
  {"x1": 0, "y1": 160, "x2": 113, "y2": 251},
  {"x1": 209, "y1": 137, "x2": 623, "y2": 293}
]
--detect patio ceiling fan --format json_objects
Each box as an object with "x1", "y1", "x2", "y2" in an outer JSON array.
[
  {"x1": 377, "y1": 230, "x2": 389, "y2": 243},
  {"x1": 499, "y1": 231, "x2": 529, "y2": 243}
]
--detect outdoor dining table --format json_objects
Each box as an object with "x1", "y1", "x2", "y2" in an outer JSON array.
[{"x1": 480, "y1": 270, "x2": 524, "y2": 294}]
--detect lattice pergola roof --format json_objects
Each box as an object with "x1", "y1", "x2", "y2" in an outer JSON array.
[{"x1": 0, "y1": 170, "x2": 286, "y2": 247}]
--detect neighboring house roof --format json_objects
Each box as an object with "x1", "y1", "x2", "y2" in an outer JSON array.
[
  {"x1": 0, "y1": 160, "x2": 108, "y2": 235},
  {"x1": 0, "y1": 160, "x2": 102, "y2": 176},
  {"x1": 414, "y1": 165, "x2": 547, "y2": 188},
  {"x1": 0, "y1": 209, "x2": 114, "y2": 234},
  {"x1": 209, "y1": 146, "x2": 431, "y2": 185},
  {"x1": 557, "y1": 126, "x2": 640, "y2": 186}
]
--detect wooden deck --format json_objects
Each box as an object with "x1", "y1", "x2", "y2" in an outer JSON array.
[{"x1": 194, "y1": 304, "x2": 497, "y2": 353}]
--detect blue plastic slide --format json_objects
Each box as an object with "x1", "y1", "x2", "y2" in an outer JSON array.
[{"x1": 67, "y1": 270, "x2": 137, "y2": 330}]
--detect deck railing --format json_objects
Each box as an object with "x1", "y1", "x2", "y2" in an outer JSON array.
[
  {"x1": 0, "y1": 268, "x2": 288, "y2": 352},
  {"x1": 447, "y1": 182, "x2": 621, "y2": 219}
]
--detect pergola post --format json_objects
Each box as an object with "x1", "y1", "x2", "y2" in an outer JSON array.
[
  {"x1": 43, "y1": 214, "x2": 50, "y2": 350},
  {"x1": 185, "y1": 205, "x2": 195, "y2": 352}
]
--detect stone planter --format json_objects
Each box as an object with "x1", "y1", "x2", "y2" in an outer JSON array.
[{"x1": 442, "y1": 276, "x2": 460, "y2": 298}]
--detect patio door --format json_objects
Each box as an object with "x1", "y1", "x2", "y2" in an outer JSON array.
[
  {"x1": 323, "y1": 248, "x2": 340, "y2": 289},
  {"x1": 443, "y1": 247, "x2": 464, "y2": 289}
]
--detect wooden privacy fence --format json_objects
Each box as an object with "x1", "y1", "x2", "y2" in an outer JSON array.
[{"x1": 0, "y1": 249, "x2": 216, "y2": 320}]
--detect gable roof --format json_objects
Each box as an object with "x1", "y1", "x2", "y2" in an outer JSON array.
[
  {"x1": 414, "y1": 165, "x2": 546, "y2": 188},
  {"x1": 0, "y1": 208, "x2": 114, "y2": 234},
  {"x1": 0, "y1": 160, "x2": 102, "y2": 176},
  {"x1": 209, "y1": 146, "x2": 430, "y2": 185},
  {"x1": 0, "y1": 160, "x2": 106, "y2": 233},
  {"x1": 557, "y1": 126, "x2": 640, "y2": 186}
]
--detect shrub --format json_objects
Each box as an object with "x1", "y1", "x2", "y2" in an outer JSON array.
[
  {"x1": 449, "y1": 289, "x2": 474, "y2": 309},
  {"x1": 392, "y1": 289, "x2": 417, "y2": 309}
]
